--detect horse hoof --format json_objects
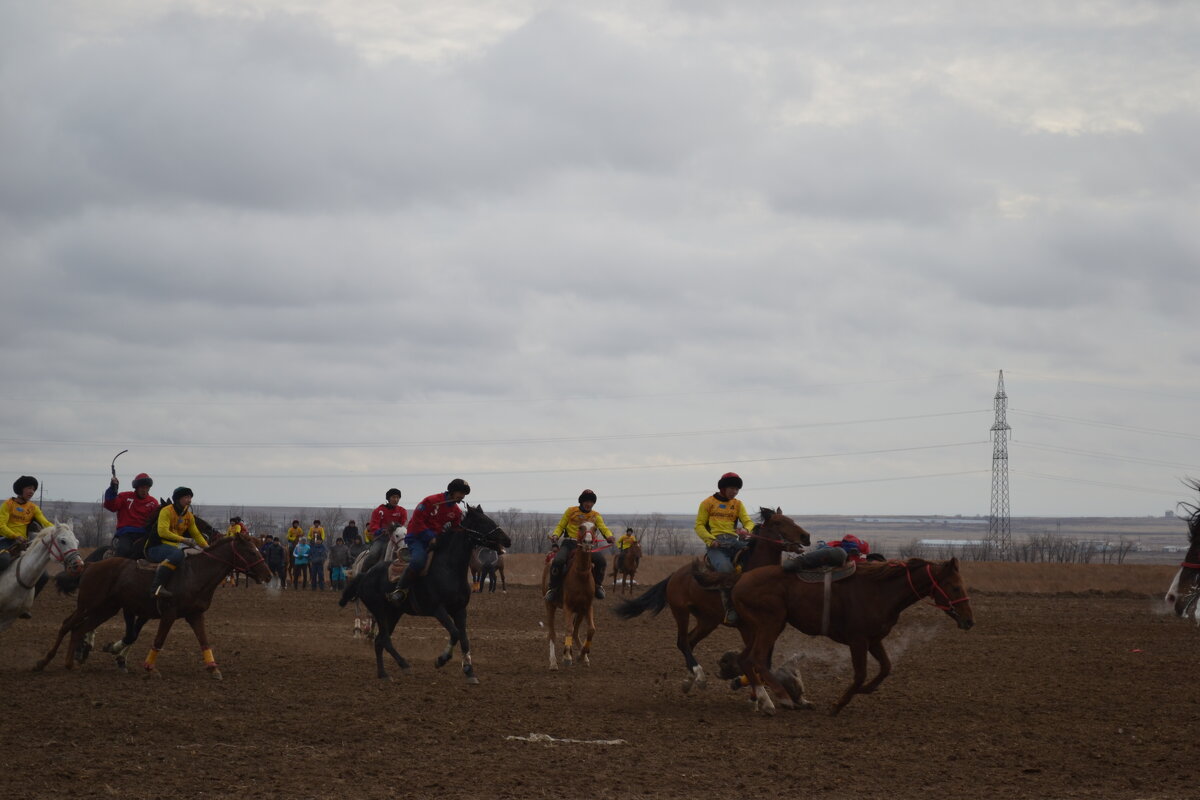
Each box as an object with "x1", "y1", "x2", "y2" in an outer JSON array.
[
  {"x1": 466, "y1": 676, "x2": 480, "y2": 685},
  {"x1": 435, "y1": 655, "x2": 450, "y2": 669},
  {"x1": 144, "y1": 670, "x2": 162, "y2": 680},
  {"x1": 797, "y1": 700, "x2": 815, "y2": 711},
  {"x1": 210, "y1": 669, "x2": 223, "y2": 681},
  {"x1": 32, "y1": 660, "x2": 45, "y2": 672}
]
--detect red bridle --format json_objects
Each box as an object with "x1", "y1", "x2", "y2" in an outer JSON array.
[
  {"x1": 906, "y1": 562, "x2": 971, "y2": 614},
  {"x1": 1180, "y1": 561, "x2": 1200, "y2": 570},
  {"x1": 203, "y1": 537, "x2": 266, "y2": 575}
]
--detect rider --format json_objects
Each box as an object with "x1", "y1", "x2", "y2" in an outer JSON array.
[
  {"x1": 146, "y1": 486, "x2": 210, "y2": 599},
  {"x1": 308, "y1": 520, "x2": 326, "y2": 544},
  {"x1": 544, "y1": 489, "x2": 615, "y2": 603},
  {"x1": 0, "y1": 476, "x2": 53, "y2": 582},
  {"x1": 226, "y1": 516, "x2": 248, "y2": 538},
  {"x1": 615, "y1": 527, "x2": 638, "y2": 573},
  {"x1": 369, "y1": 488, "x2": 408, "y2": 541},
  {"x1": 387, "y1": 478, "x2": 470, "y2": 604},
  {"x1": 826, "y1": 533, "x2": 873, "y2": 563},
  {"x1": 695, "y1": 472, "x2": 756, "y2": 625},
  {"x1": 103, "y1": 472, "x2": 160, "y2": 558}
]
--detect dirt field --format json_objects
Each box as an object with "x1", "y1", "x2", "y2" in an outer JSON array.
[{"x1": 1, "y1": 558, "x2": 1196, "y2": 800}]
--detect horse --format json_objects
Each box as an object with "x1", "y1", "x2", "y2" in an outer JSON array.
[
  {"x1": 338, "y1": 505, "x2": 511, "y2": 683},
  {"x1": 0, "y1": 523, "x2": 84, "y2": 632},
  {"x1": 731, "y1": 557, "x2": 974, "y2": 715},
  {"x1": 1165, "y1": 479, "x2": 1200, "y2": 623},
  {"x1": 471, "y1": 546, "x2": 506, "y2": 593},
  {"x1": 36, "y1": 532, "x2": 272, "y2": 678},
  {"x1": 542, "y1": 531, "x2": 598, "y2": 669},
  {"x1": 614, "y1": 508, "x2": 811, "y2": 692},
  {"x1": 612, "y1": 541, "x2": 641, "y2": 594}
]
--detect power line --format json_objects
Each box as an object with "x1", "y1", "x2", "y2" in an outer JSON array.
[
  {"x1": 1020, "y1": 441, "x2": 1200, "y2": 471},
  {"x1": 1011, "y1": 469, "x2": 1182, "y2": 498},
  {"x1": 1010, "y1": 408, "x2": 1200, "y2": 442}
]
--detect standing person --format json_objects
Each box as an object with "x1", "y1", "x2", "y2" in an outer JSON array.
[
  {"x1": 328, "y1": 537, "x2": 350, "y2": 590},
  {"x1": 369, "y1": 489, "x2": 408, "y2": 541},
  {"x1": 386, "y1": 479, "x2": 470, "y2": 604},
  {"x1": 262, "y1": 536, "x2": 287, "y2": 588},
  {"x1": 544, "y1": 489, "x2": 614, "y2": 603},
  {"x1": 292, "y1": 537, "x2": 311, "y2": 589},
  {"x1": 309, "y1": 536, "x2": 328, "y2": 590},
  {"x1": 695, "y1": 472, "x2": 756, "y2": 624},
  {"x1": 0, "y1": 476, "x2": 53, "y2": 582},
  {"x1": 145, "y1": 487, "x2": 210, "y2": 599},
  {"x1": 308, "y1": 520, "x2": 326, "y2": 544},
  {"x1": 102, "y1": 472, "x2": 160, "y2": 558},
  {"x1": 341, "y1": 520, "x2": 361, "y2": 548}
]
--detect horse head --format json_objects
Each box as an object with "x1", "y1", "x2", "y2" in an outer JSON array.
[
  {"x1": 1165, "y1": 480, "x2": 1200, "y2": 620},
  {"x1": 909, "y1": 557, "x2": 974, "y2": 631},
  {"x1": 757, "y1": 507, "x2": 811, "y2": 550},
  {"x1": 40, "y1": 522, "x2": 84, "y2": 576},
  {"x1": 462, "y1": 505, "x2": 512, "y2": 551},
  {"x1": 216, "y1": 532, "x2": 272, "y2": 584}
]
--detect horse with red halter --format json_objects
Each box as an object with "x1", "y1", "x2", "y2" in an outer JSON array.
[
  {"x1": 542, "y1": 524, "x2": 599, "y2": 668},
  {"x1": 612, "y1": 541, "x2": 641, "y2": 594},
  {"x1": 1164, "y1": 479, "x2": 1200, "y2": 623},
  {"x1": 35, "y1": 532, "x2": 272, "y2": 678},
  {"x1": 614, "y1": 508, "x2": 810, "y2": 692},
  {"x1": 730, "y1": 557, "x2": 974, "y2": 715}
]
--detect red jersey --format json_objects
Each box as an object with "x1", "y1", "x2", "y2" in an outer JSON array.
[
  {"x1": 369, "y1": 503, "x2": 409, "y2": 536},
  {"x1": 103, "y1": 488, "x2": 161, "y2": 532},
  {"x1": 407, "y1": 492, "x2": 463, "y2": 536}
]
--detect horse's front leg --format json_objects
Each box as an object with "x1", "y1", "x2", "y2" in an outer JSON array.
[
  {"x1": 579, "y1": 605, "x2": 596, "y2": 666},
  {"x1": 737, "y1": 614, "x2": 792, "y2": 715},
  {"x1": 429, "y1": 606, "x2": 462, "y2": 670},
  {"x1": 184, "y1": 614, "x2": 221, "y2": 680},
  {"x1": 451, "y1": 607, "x2": 478, "y2": 684},
  {"x1": 832, "y1": 641, "x2": 870, "y2": 715},
  {"x1": 143, "y1": 614, "x2": 179, "y2": 678},
  {"x1": 545, "y1": 602, "x2": 560, "y2": 670},
  {"x1": 858, "y1": 639, "x2": 892, "y2": 695}
]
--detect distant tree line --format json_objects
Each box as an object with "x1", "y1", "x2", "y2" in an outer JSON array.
[{"x1": 900, "y1": 534, "x2": 1136, "y2": 564}]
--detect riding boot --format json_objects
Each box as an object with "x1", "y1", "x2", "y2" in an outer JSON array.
[
  {"x1": 720, "y1": 588, "x2": 739, "y2": 625},
  {"x1": 387, "y1": 567, "x2": 414, "y2": 605},
  {"x1": 592, "y1": 561, "x2": 606, "y2": 600},
  {"x1": 151, "y1": 564, "x2": 175, "y2": 599},
  {"x1": 543, "y1": 564, "x2": 564, "y2": 603}
]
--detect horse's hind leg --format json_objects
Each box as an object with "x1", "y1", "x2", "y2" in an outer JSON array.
[
  {"x1": 579, "y1": 606, "x2": 596, "y2": 666},
  {"x1": 142, "y1": 615, "x2": 179, "y2": 677},
  {"x1": 831, "y1": 641, "x2": 871, "y2": 715},
  {"x1": 35, "y1": 609, "x2": 88, "y2": 671},
  {"x1": 184, "y1": 614, "x2": 221, "y2": 680},
  {"x1": 375, "y1": 616, "x2": 411, "y2": 678},
  {"x1": 858, "y1": 639, "x2": 892, "y2": 695},
  {"x1": 451, "y1": 607, "x2": 478, "y2": 684},
  {"x1": 676, "y1": 607, "x2": 718, "y2": 692}
]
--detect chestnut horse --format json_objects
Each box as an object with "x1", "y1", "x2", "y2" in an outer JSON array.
[
  {"x1": 612, "y1": 541, "x2": 641, "y2": 594},
  {"x1": 1164, "y1": 479, "x2": 1200, "y2": 624},
  {"x1": 35, "y1": 532, "x2": 271, "y2": 678},
  {"x1": 614, "y1": 508, "x2": 810, "y2": 692},
  {"x1": 542, "y1": 531, "x2": 598, "y2": 669},
  {"x1": 732, "y1": 557, "x2": 974, "y2": 715}
]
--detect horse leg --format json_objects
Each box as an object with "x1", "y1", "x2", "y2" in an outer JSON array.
[
  {"x1": 374, "y1": 614, "x2": 409, "y2": 679},
  {"x1": 184, "y1": 614, "x2": 222, "y2": 680},
  {"x1": 676, "y1": 606, "x2": 719, "y2": 692},
  {"x1": 737, "y1": 614, "x2": 791, "y2": 715},
  {"x1": 579, "y1": 605, "x2": 596, "y2": 666},
  {"x1": 142, "y1": 614, "x2": 179, "y2": 678},
  {"x1": 499, "y1": 566, "x2": 506, "y2": 593},
  {"x1": 450, "y1": 607, "x2": 478, "y2": 684},
  {"x1": 857, "y1": 639, "x2": 892, "y2": 695},
  {"x1": 831, "y1": 641, "x2": 871, "y2": 715},
  {"x1": 429, "y1": 606, "x2": 463, "y2": 670},
  {"x1": 36, "y1": 606, "x2": 91, "y2": 671}
]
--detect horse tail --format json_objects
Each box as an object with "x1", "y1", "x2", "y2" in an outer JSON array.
[
  {"x1": 613, "y1": 577, "x2": 670, "y2": 619},
  {"x1": 338, "y1": 574, "x2": 361, "y2": 608}
]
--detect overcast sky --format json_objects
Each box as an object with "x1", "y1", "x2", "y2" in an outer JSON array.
[{"x1": 2, "y1": 1, "x2": 1198, "y2": 519}]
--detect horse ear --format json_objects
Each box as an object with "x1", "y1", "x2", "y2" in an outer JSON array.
[{"x1": 776, "y1": 506, "x2": 782, "y2": 515}]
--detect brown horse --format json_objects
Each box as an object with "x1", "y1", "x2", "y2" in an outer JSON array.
[
  {"x1": 542, "y1": 534, "x2": 598, "y2": 669},
  {"x1": 35, "y1": 532, "x2": 272, "y2": 679},
  {"x1": 612, "y1": 542, "x2": 641, "y2": 594},
  {"x1": 732, "y1": 557, "x2": 974, "y2": 715},
  {"x1": 614, "y1": 508, "x2": 810, "y2": 692}
]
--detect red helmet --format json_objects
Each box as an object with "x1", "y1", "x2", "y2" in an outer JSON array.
[{"x1": 717, "y1": 472, "x2": 743, "y2": 490}]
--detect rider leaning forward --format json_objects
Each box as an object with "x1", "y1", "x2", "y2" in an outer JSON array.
[
  {"x1": 146, "y1": 486, "x2": 209, "y2": 599},
  {"x1": 387, "y1": 478, "x2": 471, "y2": 604},
  {"x1": 544, "y1": 489, "x2": 614, "y2": 602},
  {"x1": 103, "y1": 472, "x2": 159, "y2": 558},
  {"x1": 695, "y1": 472, "x2": 755, "y2": 625}
]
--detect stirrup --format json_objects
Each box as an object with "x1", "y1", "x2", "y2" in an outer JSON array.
[
  {"x1": 387, "y1": 586, "x2": 407, "y2": 604},
  {"x1": 154, "y1": 585, "x2": 173, "y2": 599}
]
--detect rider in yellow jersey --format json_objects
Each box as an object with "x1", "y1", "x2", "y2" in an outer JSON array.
[
  {"x1": 694, "y1": 472, "x2": 755, "y2": 624},
  {"x1": 0, "y1": 476, "x2": 53, "y2": 582},
  {"x1": 544, "y1": 490, "x2": 614, "y2": 602},
  {"x1": 146, "y1": 487, "x2": 210, "y2": 599},
  {"x1": 615, "y1": 528, "x2": 638, "y2": 573}
]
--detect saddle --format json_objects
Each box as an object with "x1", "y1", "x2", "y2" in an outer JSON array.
[
  {"x1": 788, "y1": 562, "x2": 857, "y2": 584},
  {"x1": 133, "y1": 546, "x2": 203, "y2": 571},
  {"x1": 385, "y1": 548, "x2": 414, "y2": 583}
]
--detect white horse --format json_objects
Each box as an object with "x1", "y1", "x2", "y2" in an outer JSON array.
[
  {"x1": 0, "y1": 523, "x2": 85, "y2": 632},
  {"x1": 1165, "y1": 481, "x2": 1200, "y2": 624}
]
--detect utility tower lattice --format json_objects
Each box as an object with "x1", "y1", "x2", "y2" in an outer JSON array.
[{"x1": 988, "y1": 370, "x2": 1012, "y2": 557}]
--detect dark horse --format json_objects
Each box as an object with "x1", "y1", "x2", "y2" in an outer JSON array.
[
  {"x1": 37, "y1": 532, "x2": 272, "y2": 678},
  {"x1": 614, "y1": 508, "x2": 810, "y2": 692},
  {"x1": 1165, "y1": 478, "x2": 1200, "y2": 623},
  {"x1": 732, "y1": 557, "x2": 974, "y2": 715},
  {"x1": 612, "y1": 541, "x2": 642, "y2": 594},
  {"x1": 339, "y1": 504, "x2": 511, "y2": 683}
]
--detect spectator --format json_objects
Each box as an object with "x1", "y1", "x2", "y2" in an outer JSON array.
[
  {"x1": 328, "y1": 537, "x2": 351, "y2": 590},
  {"x1": 262, "y1": 536, "x2": 286, "y2": 588},
  {"x1": 309, "y1": 537, "x2": 328, "y2": 590},
  {"x1": 292, "y1": 537, "x2": 310, "y2": 589}
]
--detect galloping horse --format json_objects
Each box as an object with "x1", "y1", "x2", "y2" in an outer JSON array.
[
  {"x1": 1165, "y1": 479, "x2": 1200, "y2": 624},
  {"x1": 471, "y1": 546, "x2": 506, "y2": 593},
  {"x1": 339, "y1": 505, "x2": 510, "y2": 683},
  {"x1": 614, "y1": 508, "x2": 810, "y2": 692},
  {"x1": 732, "y1": 557, "x2": 974, "y2": 715},
  {"x1": 0, "y1": 524, "x2": 84, "y2": 632},
  {"x1": 36, "y1": 532, "x2": 272, "y2": 678},
  {"x1": 612, "y1": 541, "x2": 641, "y2": 594},
  {"x1": 542, "y1": 527, "x2": 598, "y2": 669}
]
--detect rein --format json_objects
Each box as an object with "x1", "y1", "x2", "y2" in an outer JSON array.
[
  {"x1": 1180, "y1": 561, "x2": 1200, "y2": 570},
  {"x1": 203, "y1": 538, "x2": 266, "y2": 575},
  {"x1": 906, "y1": 563, "x2": 970, "y2": 616},
  {"x1": 15, "y1": 531, "x2": 80, "y2": 590}
]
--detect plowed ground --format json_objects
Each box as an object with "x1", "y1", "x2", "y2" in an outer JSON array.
[{"x1": 1, "y1": 561, "x2": 1196, "y2": 800}]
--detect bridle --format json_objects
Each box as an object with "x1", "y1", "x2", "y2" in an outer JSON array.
[
  {"x1": 906, "y1": 562, "x2": 971, "y2": 621},
  {"x1": 15, "y1": 530, "x2": 82, "y2": 590},
  {"x1": 203, "y1": 536, "x2": 267, "y2": 575}
]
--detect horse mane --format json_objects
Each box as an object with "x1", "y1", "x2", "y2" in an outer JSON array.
[
  {"x1": 1180, "y1": 478, "x2": 1200, "y2": 544},
  {"x1": 855, "y1": 557, "x2": 933, "y2": 581},
  {"x1": 758, "y1": 507, "x2": 775, "y2": 525}
]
